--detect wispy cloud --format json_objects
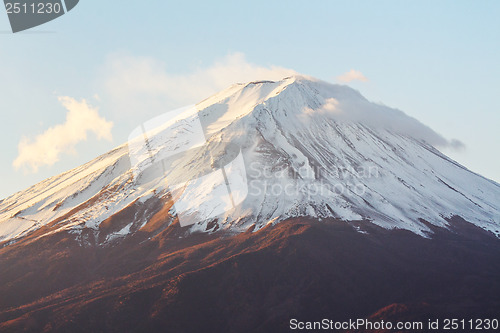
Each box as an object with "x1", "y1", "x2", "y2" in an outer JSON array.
[
  {"x1": 337, "y1": 69, "x2": 368, "y2": 83},
  {"x1": 13, "y1": 97, "x2": 113, "y2": 173},
  {"x1": 302, "y1": 92, "x2": 464, "y2": 150},
  {"x1": 102, "y1": 52, "x2": 297, "y2": 120}
]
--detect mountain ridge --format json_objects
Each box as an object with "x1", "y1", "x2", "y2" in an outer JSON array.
[
  {"x1": 1, "y1": 76, "x2": 500, "y2": 332},
  {"x1": 1, "y1": 76, "x2": 499, "y2": 245}
]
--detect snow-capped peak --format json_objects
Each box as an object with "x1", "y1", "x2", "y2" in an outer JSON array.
[{"x1": 1, "y1": 76, "x2": 499, "y2": 245}]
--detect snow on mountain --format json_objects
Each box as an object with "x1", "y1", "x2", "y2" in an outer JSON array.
[{"x1": 1, "y1": 76, "x2": 499, "y2": 245}]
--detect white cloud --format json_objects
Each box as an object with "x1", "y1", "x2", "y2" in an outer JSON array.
[
  {"x1": 102, "y1": 52, "x2": 297, "y2": 121},
  {"x1": 337, "y1": 69, "x2": 368, "y2": 83},
  {"x1": 301, "y1": 98, "x2": 341, "y2": 122},
  {"x1": 302, "y1": 88, "x2": 464, "y2": 150},
  {"x1": 13, "y1": 97, "x2": 113, "y2": 173}
]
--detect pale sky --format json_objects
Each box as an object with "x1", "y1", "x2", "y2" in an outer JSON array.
[{"x1": 0, "y1": 0, "x2": 499, "y2": 199}]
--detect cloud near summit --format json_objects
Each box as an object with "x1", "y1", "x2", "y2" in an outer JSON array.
[
  {"x1": 303, "y1": 97, "x2": 465, "y2": 150},
  {"x1": 102, "y1": 52, "x2": 298, "y2": 120},
  {"x1": 337, "y1": 69, "x2": 368, "y2": 83}
]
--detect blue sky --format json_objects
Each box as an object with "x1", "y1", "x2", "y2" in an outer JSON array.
[{"x1": 0, "y1": 0, "x2": 499, "y2": 199}]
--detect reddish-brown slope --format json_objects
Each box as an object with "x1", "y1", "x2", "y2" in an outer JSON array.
[{"x1": 1, "y1": 217, "x2": 499, "y2": 332}]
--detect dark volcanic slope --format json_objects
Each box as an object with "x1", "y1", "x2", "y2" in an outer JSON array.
[{"x1": 1, "y1": 218, "x2": 499, "y2": 333}]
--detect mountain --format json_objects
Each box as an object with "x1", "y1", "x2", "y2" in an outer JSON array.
[
  {"x1": 1, "y1": 76, "x2": 498, "y2": 244},
  {"x1": 0, "y1": 76, "x2": 499, "y2": 332}
]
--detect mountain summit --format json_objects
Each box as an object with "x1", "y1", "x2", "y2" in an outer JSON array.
[
  {"x1": 1, "y1": 76, "x2": 500, "y2": 333},
  {"x1": 1, "y1": 76, "x2": 499, "y2": 246}
]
